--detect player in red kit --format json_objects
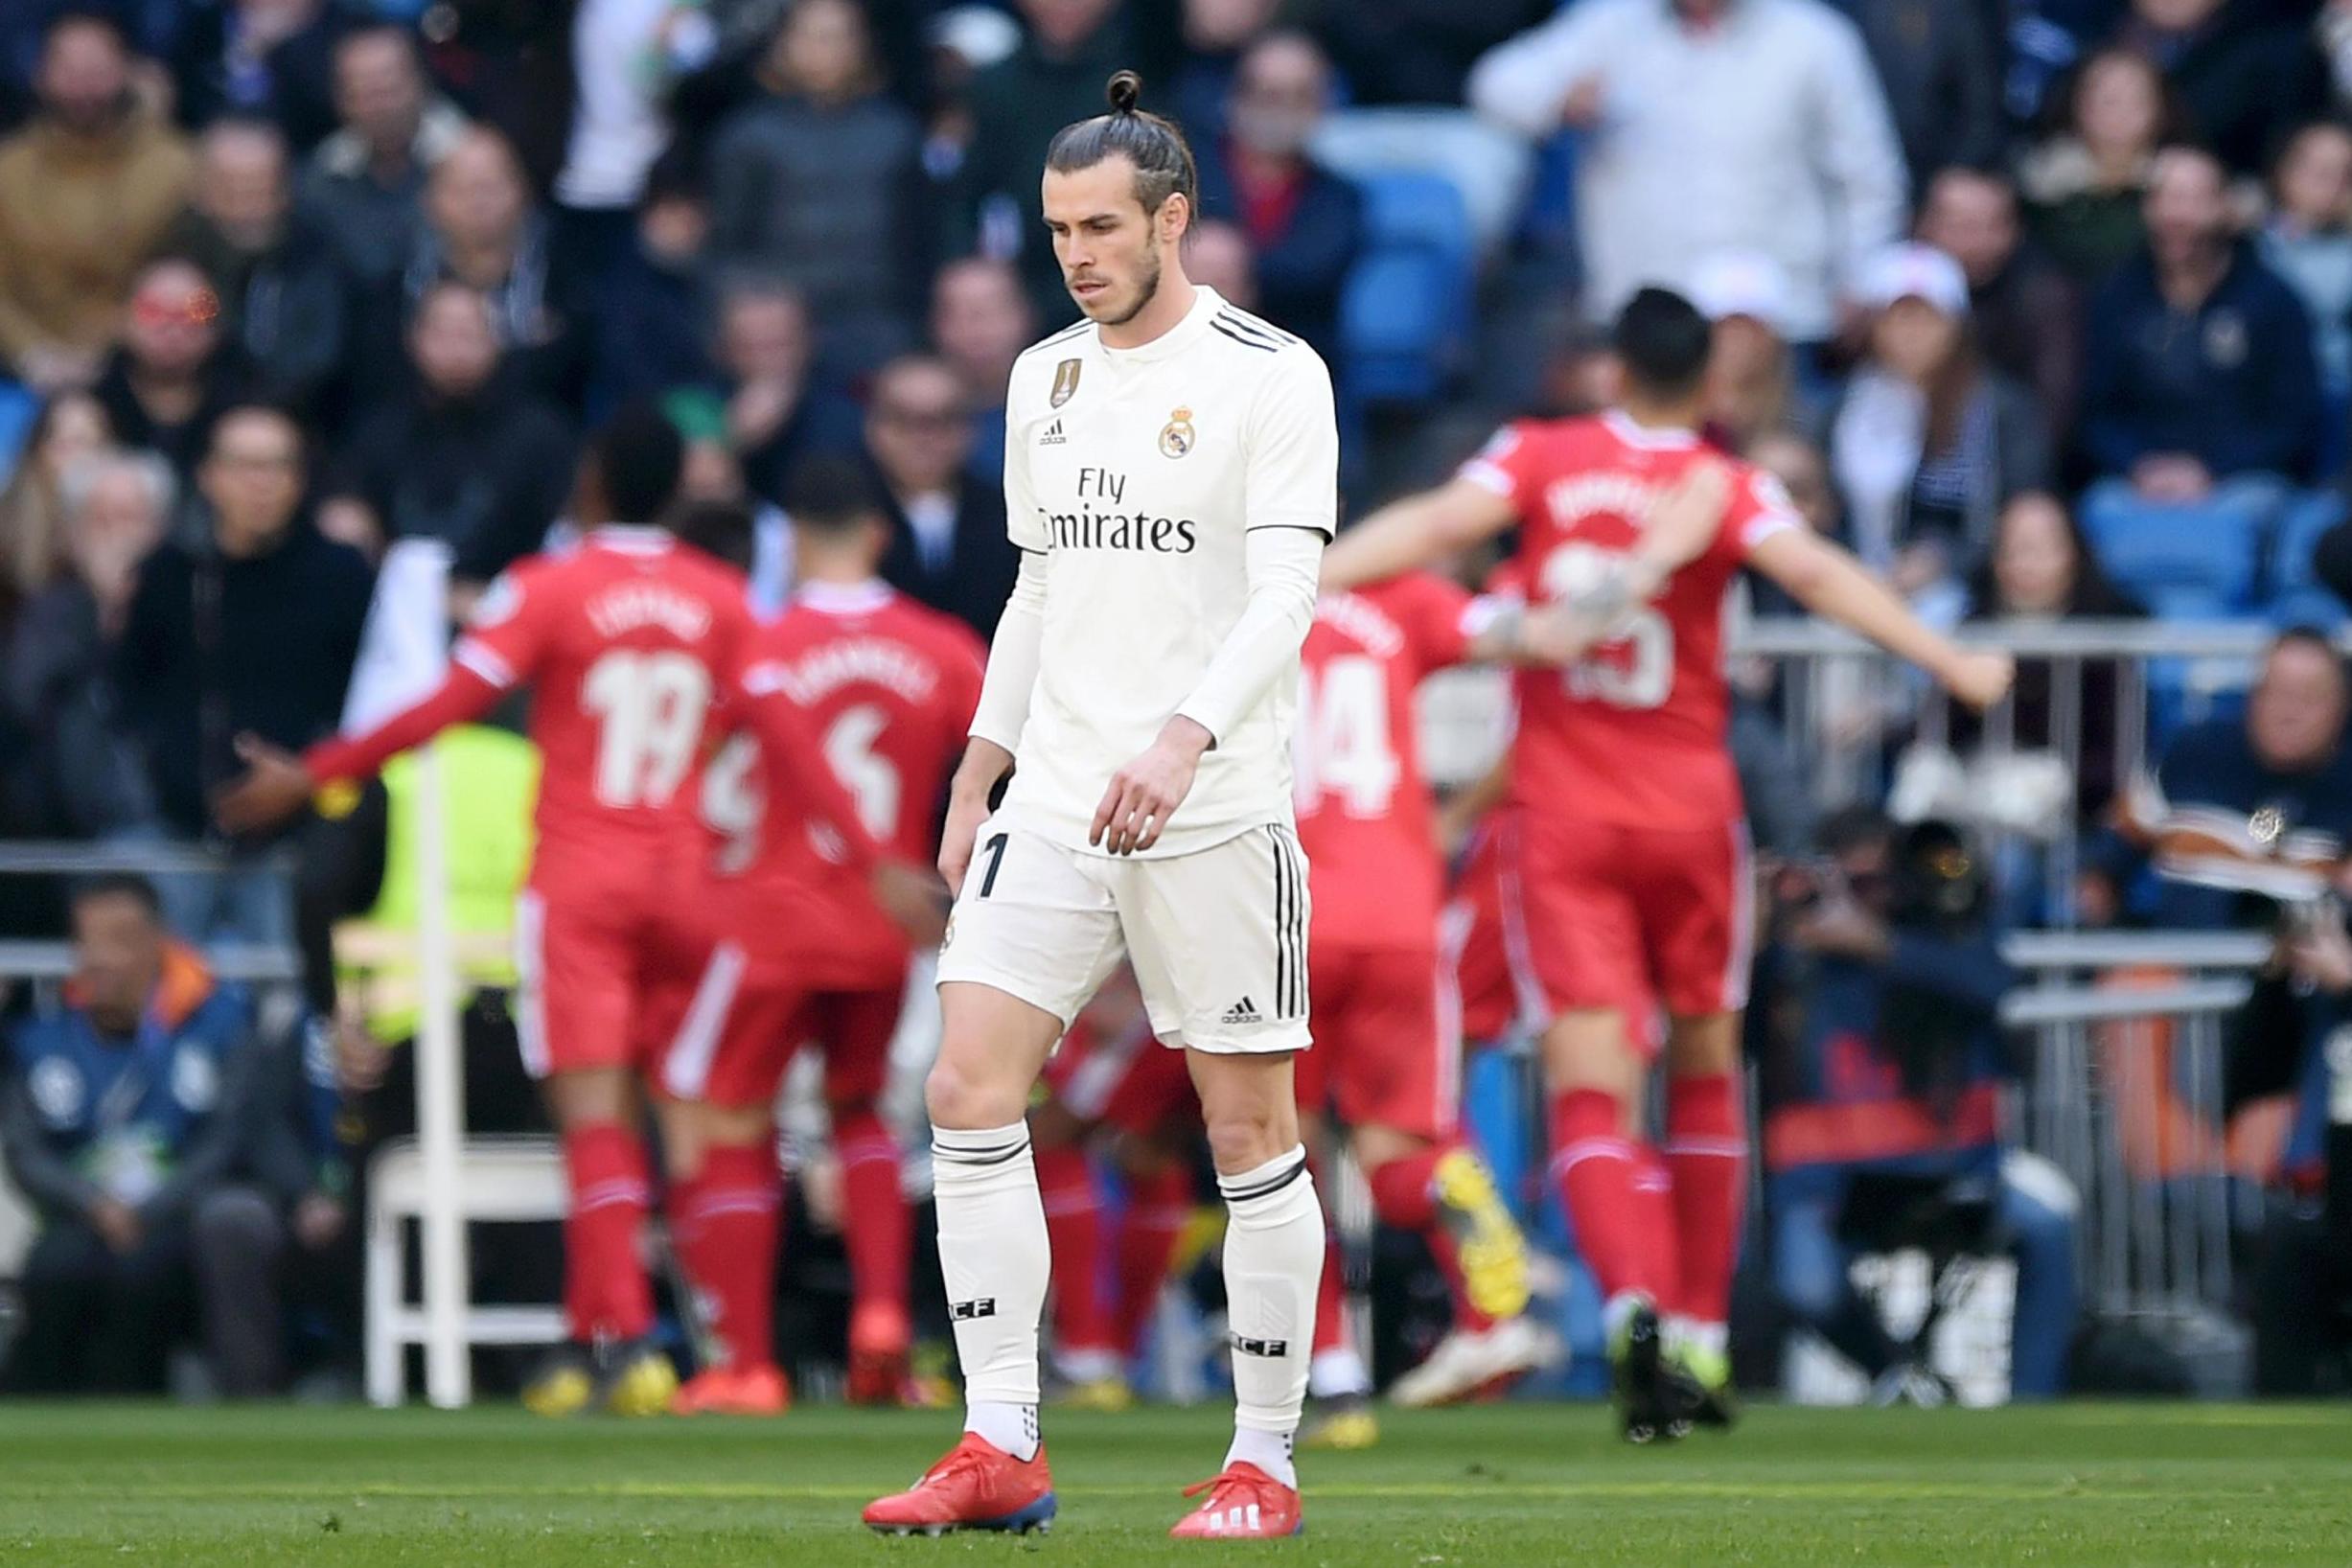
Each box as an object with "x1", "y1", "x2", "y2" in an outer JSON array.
[
  {"x1": 1291, "y1": 572, "x2": 1573, "y2": 1435},
  {"x1": 217, "y1": 411, "x2": 937, "y2": 1418},
  {"x1": 1322, "y1": 288, "x2": 2014, "y2": 1440},
  {"x1": 659, "y1": 460, "x2": 982, "y2": 1415}
]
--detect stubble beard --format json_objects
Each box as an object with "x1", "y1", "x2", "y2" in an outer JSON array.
[{"x1": 1092, "y1": 248, "x2": 1163, "y2": 329}]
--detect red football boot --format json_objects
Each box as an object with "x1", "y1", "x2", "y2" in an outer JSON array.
[
  {"x1": 862, "y1": 1434, "x2": 1056, "y2": 1536},
  {"x1": 670, "y1": 1363, "x2": 791, "y2": 1416},
  {"x1": 1167, "y1": 1462, "x2": 1303, "y2": 1539},
  {"x1": 846, "y1": 1300, "x2": 912, "y2": 1407}
]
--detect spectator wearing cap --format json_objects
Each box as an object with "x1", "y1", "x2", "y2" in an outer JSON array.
[
  {"x1": 1821, "y1": 242, "x2": 2052, "y2": 618},
  {"x1": 1194, "y1": 31, "x2": 1363, "y2": 361},
  {"x1": 1687, "y1": 250, "x2": 1803, "y2": 453},
  {"x1": 2082, "y1": 145, "x2": 2323, "y2": 499},
  {"x1": 1918, "y1": 168, "x2": 2084, "y2": 446},
  {"x1": 301, "y1": 25, "x2": 468, "y2": 289},
  {"x1": 709, "y1": 0, "x2": 929, "y2": 374},
  {"x1": 588, "y1": 150, "x2": 719, "y2": 422},
  {"x1": 930, "y1": 256, "x2": 1034, "y2": 484},
  {"x1": 162, "y1": 118, "x2": 349, "y2": 414},
  {"x1": 1469, "y1": 0, "x2": 1907, "y2": 349},
  {"x1": 0, "y1": 12, "x2": 195, "y2": 393},
  {"x1": 867, "y1": 353, "x2": 1019, "y2": 638},
  {"x1": 91, "y1": 259, "x2": 247, "y2": 482}
]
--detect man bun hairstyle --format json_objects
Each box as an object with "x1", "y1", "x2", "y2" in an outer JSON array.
[{"x1": 1044, "y1": 70, "x2": 1198, "y2": 218}]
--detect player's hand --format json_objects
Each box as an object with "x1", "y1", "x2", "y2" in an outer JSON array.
[
  {"x1": 1639, "y1": 458, "x2": 1732, "y2": 576},
  {"x1": 1939, "y1": 649, "x2": 2016, "y2": 713},
  {"x1": 1512, "y1": 604, "x2": 1598, "y2": 666},
  {"x1": 1092, "y1": 717, "x2": 1211, "y2": 856},
  {"x1": 872, "y1": 860, "x2": 951, "y2": 947},
  {"x1": 212, "y1": 734, "x2": 319, "y2": 836},
  {"x1": 89, "y1": 1197, "x2": 142, "y2": 1256},
  {"x1": 938, "y1": 789, "x2": 993, "y2": 895}
]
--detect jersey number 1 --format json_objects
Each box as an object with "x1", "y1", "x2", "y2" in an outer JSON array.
[{"x1": 583, "y1": 649, "x2": 711, "y2": 808}]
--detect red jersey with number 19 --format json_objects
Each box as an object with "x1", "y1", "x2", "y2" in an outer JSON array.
[
  {"x1": 452, "y1": 526, "x2": 750, "y2": 873},
  {"x1": 1293, "y1": 572, "x2": 1481, "y2": 951},
  {"x1": 1458, "y1": 411, "x2": 1797, "y2": 830}
]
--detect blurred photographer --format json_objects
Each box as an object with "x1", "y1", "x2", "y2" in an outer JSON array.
[
  {"x1": 2226, "y1": 897, "x2": 2352, "y2": 1395},
  {"x1": 1753, "y1": 808, "x2": 2080, "y2": 1400}
]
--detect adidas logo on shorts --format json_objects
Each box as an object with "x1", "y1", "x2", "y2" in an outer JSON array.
[
  {"x1": 1039, "y1": 419, "x2": 1066, "y2": 447},
  {"x1": 1221, "y1": 996, "x2": 1262, "y2": 1026}
]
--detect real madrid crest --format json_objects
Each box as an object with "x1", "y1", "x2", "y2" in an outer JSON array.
[
  {"x1": 2249, "y1": 804, "x2": 2286, "y2": 849},
  {"x1": 1159, "y1": 405, "x2": 1195, "y2": 459},
  {"x1": 1050, "y1": 358, "x2": 1081, "y2": 408}
]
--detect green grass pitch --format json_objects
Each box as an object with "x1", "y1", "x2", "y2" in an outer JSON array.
[{"x1": 4, "y1": 1401, "x2": 2348, "y2": 1566}]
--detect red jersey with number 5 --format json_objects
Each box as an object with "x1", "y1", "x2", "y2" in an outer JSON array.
[
  {"x1": 1293, "y1": 573, "x2": 1483, "y2": 951},
  {"x1": 453, "y1": 527, "x2": 749, "y2": 875},
  {"x1": 701, "y1": 580, "x2": 983, "y2": 977},
  {"x1": 1458, "y1": 410, "x2": 1797, "y2": 830}
]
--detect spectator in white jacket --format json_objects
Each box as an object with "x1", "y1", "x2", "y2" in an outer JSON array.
[{"x1": 1468, "y1": 0, "x2": 1907, "y2": 348}]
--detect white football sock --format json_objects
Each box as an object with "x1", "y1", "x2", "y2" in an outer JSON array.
[
  {"x1": 1218, "y1": 1144, "x2": 1321, "y2": 1488},
  {"x1": 934, "y1": 1121, "x2": 1047, "y2": 1461}
]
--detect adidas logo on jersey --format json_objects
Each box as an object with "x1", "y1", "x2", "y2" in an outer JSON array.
[
  {"x1": 1221, "y1": 997, "x2": 1262, "y2": 1026},
  {"x1": 1038, "y1": 419, "x2": 1066, "y2": 447}
]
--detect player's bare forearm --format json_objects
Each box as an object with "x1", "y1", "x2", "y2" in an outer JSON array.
[
  {"x1": 951, "y1": 737, "x2": 1016, "y2": 803},
  {"x1": 1320, "y1": 479, "x2": 1515, "y2": 593},
  {"x1": 1751, "y1": 529, "x2": 2014, "y2": 710},
  {"x1": 939, "y1": 737, "x2": 1016, "y2": 893}
]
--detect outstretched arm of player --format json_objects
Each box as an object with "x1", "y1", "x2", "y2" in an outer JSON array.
[
  {"x1": 1746, "y1": 526, "x2": 2016, "y2": 710},
  {"x1": 942, "y1": 549, "x2": 1047, "y2": 891},
  {"x1": 212, "y1": 664, "x2": 506, "y2": 834},
  {"x1": 1319, "y1": 477, "x2": 1518, "y2": 594}
]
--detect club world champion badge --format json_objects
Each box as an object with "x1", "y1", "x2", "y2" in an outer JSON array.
[
  {"x1": 1159, "y1": 406, "x2": 1195, "y2": 458},
  {"x1": 1050, "y1": 358, "x2": 1081, "y2": 407}
]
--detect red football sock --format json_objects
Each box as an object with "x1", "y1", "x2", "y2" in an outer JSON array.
[
  {"x1": 832, "y1": 1109, "x2": 910, "y2": 1319},
  {"x1": 1313, "y1": 1226, "x2": 1350, "y2": 1356},
  {"x1": 672, "y1": 1142, "x2": 780, "y2": 1371},
  {"x1": 561, "y1": 1122, "x2": 655, "y2": 1343},
  {"x1": 1112, "y1": 1163, "x2": 1191, "y2": 1356},
  {"x1": 1035, "y1": 1142, "x2": 1118, "y2": 1356},
  {"x1": 1627, "y1": 1141, "x2": 1683, "y2": 1313},
  {"x1": 1664, "y1": 1072, "x2": 1747, "y2": 1327},
  {"x1": 1548, "y1": 1091, "x2": 1671, "y2": 1305},
  {"x1": 1369, "y1": 1144, "x2": 1495, "y2": 1333}
]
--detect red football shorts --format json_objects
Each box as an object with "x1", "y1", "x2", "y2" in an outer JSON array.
[
  {"x1": 1294, "y1": 943, "x2": 1459, "y2": 1141},
  {"x1": 514, "y1": 882, "x2": 708, "y2": 1079},
  {"x1": 1042, "y1": 1020, "x2": 1195, "y2": 1136},
  {"x1": 654, "y1": 942, "x2": 911, "y2": 1110},
  {"x1": 1500, "y1": 812, "x2": 1754, "y2": 1023}
]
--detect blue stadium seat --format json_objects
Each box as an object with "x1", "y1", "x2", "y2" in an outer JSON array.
[
  {"x1": 2268, "y1": 490, "x2": 2346, "y2": 599},
  {"x1": 1339, "y1": 171, "x2": 1475, "y2": 405},
  {"x1": 2080, "y1": 485, "x2": 2273, "y2": 612}
]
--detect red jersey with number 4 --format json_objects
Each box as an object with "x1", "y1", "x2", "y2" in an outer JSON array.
[
  {"x1": 1458, "y1": 410, "x2": 1797, "y2": 830},
  {"x1": 452, "y1": 527, "x2": 750, "y2": 875},
  {"x1": 1293, "y1": 573, "x2": 1481, "y2": 952},
  {"x1": 702, "y1": 581, "x2": 982, "y2": 979}
]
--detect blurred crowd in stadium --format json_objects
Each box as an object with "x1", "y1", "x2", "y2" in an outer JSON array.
[{"x1": 2, "y1": 0, "x2": 2351, "y2": 1408}]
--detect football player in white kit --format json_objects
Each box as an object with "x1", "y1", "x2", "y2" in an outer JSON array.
[{"x1": 863, "y1": 70, "x2": 1337, "y2": 1541}]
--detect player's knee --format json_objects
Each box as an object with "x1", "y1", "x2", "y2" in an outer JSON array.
[
  {"x1": 923, "y1": 1054, "x2": 1026, "y2": 1131},
  {"x1": 1202, "y1": 1100, "x2": 1295, "y2": 1175}
]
